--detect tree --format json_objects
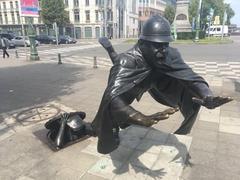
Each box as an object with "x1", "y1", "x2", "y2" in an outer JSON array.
[
  {"x1": 189, "y1": 0, "x2": 235, "y2": 29},
  {"x1": 41, "y1": 0, "x2": 69, "y2": 27},
  {"x1": 164, "y1": 4, "x2": 176, "y2": 24},
  {"x1": 225, "y1": 3, "x2": 235, "y2": 25},
  {"x1": 188, "y1": 0, "x2": 199, "y2": 26}
]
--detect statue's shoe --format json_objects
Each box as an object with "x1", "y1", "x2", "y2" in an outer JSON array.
[
  {"x1": 192, "y1": 96, "x2": 233, "y2": 109},
  {"x1": 98, "y1": 37, "x2": 112, "y2": 49}
]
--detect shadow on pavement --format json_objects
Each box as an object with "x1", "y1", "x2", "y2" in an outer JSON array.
[
  {"x1": 0, "y1": 63, "x2": 90, "y2": 114},
  {"x1": 109, "y1": 127, "x2": 192, "y2": 179}
]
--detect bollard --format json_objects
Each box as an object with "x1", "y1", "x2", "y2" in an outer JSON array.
[
  {"x1": 93, "y1": 56, "x2": 98, "y2": 68},
  {"x1": 58, "y1": 53, "x2": 62, "y2": 64},
  {"x1": 15, "y1": 50, "x2": 19, "y2": 58}
]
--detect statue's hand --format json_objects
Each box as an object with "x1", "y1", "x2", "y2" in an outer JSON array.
[
  {"x1": 148, "y1": 107, "x2": 179, "y2": 122},
  {"x1": 192, "y1": 96, "x2": 233, "y2": 109},
  {"x1": 128, "y1": 108, "x2": 179, "y2": 127}
]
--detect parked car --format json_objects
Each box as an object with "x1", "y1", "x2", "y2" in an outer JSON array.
[
  {"x1": 12, "y1": 36, "x2": 39, "y2": 47},
  {"x1": 35, "y1": 35, "x2": 57, "y2": 44},
  {"x1": 0, "y1": 33, "x2": 16, "y2": 48},
  {"x1": 59, "y1": 35, "x2": 77, "y2": 44}
]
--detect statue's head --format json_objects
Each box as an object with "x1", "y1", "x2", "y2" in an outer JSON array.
[{"x1": 139, "y1": 15, "x2": 173, "y2": 67}]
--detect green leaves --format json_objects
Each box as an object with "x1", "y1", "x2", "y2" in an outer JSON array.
[
  {"x1": 41, "y1": 0, "x2": 69, "y2": 27},
  {"x1": 164, "y1": 4, "x2": 176, "y2": 24},
  {"x1": 189, "y1": 0, "x2": 235, "y2": 28}
]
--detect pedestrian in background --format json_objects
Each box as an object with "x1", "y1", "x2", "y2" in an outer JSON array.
[{"x1": 0, "y1": 36, "x2": 10, "y2": 58}]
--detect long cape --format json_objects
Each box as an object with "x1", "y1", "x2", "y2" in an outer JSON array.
[{"x1": 92, "y1": 44, "x2": 208, "y2": 154}]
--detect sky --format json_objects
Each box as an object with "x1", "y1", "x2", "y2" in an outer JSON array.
[{"x1": 225, "y1": 0, "x2": 240, "y2": 26}]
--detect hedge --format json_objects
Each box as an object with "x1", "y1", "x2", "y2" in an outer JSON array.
[{"x1": 174, "y1": 31, "x2": 206, "y2": 40}]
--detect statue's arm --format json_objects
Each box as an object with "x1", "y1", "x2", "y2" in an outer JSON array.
[
  {"x1": 109, "y1": 95, "x2": 175, "y2": 127},
  {"x1": 182, "y1": 80, "x2": 233, "y2": 109}
]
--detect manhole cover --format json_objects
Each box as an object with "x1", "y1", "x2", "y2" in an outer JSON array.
[{"x1": 16, "y1": 105, "x2": 61, "y2": 125}]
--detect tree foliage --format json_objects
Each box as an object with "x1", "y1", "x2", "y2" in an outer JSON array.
[
  {"x1": 164, "y1": 4, "x2": 176, "y2": 24},
  {"x1": 41, "y1": 0, "x2": 69, "y2": 27},
  {"x1": 189, "y1": 0, "x2": 235, "y2": 29}
]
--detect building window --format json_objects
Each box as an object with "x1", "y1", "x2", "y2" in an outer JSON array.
[
  {"x1": 74, "y1": 0, "x2": 79, "y2": 7},
  {"x1": 11, "y1": 12, "x2": 15, "y2": 24},
  {"x1": 74, "y1": 10, "x2": 80, "y2": 22},
  {"x1": 15, "y1": 1, "x2": 19, "y2": 9},
  {"x1": 4, "y1": 12, "x2": 8, "y2": 24},
  {"x1": 107, "y1": 10, "x2": 112, "y2": 21},
  {"x1": 86, "y1": 0, "x2": 89, "y2": 6},
  {"x1": 95, "y1": 10, "x2": 99, "y2": 22},
  {"x1": 10, "y1": 1, "x2": 14, "y2": 10},
  {"x1": 64, "y1": 0, "x2": 69, "y2": 7},
  {"x1": 132, "y1": 0, "x2": 136, "y2": 13},
  {"x1": 107, "y1": 0, "x2": 112, "y2": 7},
  {"x1": 95, "y1": 0, "x2": 100, "y2": 5},
  {"x1": 0, "y1": 13, "x2": 3, "y2": 24},
  {"x1": 95, "y1": 27, "x2": 100, "y2": 38},
  {"x1": 139, "y1": 11, "x2": 142, "y2": 16},
  {"x1": 85, "y1": 10, "x2": 90, "y2": 22},
  {"x1": 85, "y1": 27, "x2": 92, "y2": 38},
  {"x1": 16, "y1": 12, "x2": 20, "y2": 24},
  {"x1": 3, "y1": 2, "x2": 6, "y2": 9}
]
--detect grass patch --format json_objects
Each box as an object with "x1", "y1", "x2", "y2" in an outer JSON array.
[
  {"x1": 123, "y1": 37, "x2": 233, "y2": 44},
  {"x1": 173, "y1": 37, "x2": 233, "y2": 44}
]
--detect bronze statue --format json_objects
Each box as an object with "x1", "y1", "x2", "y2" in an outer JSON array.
[{"x1": 45, "y1": 15, "x2": 232, "y2": 153}]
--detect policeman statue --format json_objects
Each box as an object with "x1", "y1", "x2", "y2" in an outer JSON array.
[{"x1": 45, "y1": 15, "x2": 232, "y2": 153}]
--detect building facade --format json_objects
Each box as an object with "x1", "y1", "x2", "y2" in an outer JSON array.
[
  {"x1": 0, "y1": 0, "x2": 162, "y2": 39},
  {"x1": 138, "y1": 0, "x2": 167, "y2": 34},
  {"x1": 64, "y1": 0, "x2": 115, "y2": 39},
  {"x1": 0, "y1": 0, "x2": 44, "y2": 35}
]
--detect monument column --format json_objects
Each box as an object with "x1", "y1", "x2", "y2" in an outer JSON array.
[{"x1": 173, "y1": 0, "x2": 192, "y2": 32}]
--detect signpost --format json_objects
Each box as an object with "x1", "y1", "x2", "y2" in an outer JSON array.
[{"x1": 19, "y1": 0, "x2": 39, "y2": 61}]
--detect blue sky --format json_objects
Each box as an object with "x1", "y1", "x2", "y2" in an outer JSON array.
[{"x1": 225, "y1": 0, "x2": 240, "y2": 26}]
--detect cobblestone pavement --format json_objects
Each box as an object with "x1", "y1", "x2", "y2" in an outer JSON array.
[{"x1": 0, "y1": 59, "x2": 240, "y2": 180}]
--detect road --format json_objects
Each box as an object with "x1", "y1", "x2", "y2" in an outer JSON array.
[{"x1": 7, "y1": 35, "x2": 240, "y2": 64}]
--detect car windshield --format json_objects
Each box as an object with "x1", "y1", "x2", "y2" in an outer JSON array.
[{"x1": 20, "y1": 36, "x2": 29, "y2": 40}]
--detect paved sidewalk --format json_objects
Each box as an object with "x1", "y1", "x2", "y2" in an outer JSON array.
[{"x1": 0, "y1": 59, "x2": 240, "y2": 180}]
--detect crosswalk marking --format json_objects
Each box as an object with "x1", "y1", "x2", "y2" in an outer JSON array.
[
  {"x1": 8, "y1": 46, "x2": 240, "y2": 80},
  {"x1": 37, "y1": 55, "x2": 240, "y2": 79}
]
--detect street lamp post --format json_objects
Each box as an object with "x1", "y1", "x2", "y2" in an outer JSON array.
[
  {"x1": 104, "y1": 0, "x2": 108, "y2": 37},
  {"x1": 207, "y1": 8, "x2": 214, "y2": 39},
  {"x1": 27, "y1": 17, "x2": 39, "y2": 61},
  {"x1": 195, "y1": 0, "x2": 203, "y2": 42}
]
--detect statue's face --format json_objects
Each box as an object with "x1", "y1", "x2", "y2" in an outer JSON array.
[{"x1": 140, "y1": 40, "x2": 169, "y2": 67}]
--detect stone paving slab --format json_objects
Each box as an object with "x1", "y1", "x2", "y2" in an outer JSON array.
[
  {"x1": 0, "y1": 101, "x2": 76, "y2": 142},
  {"x1": 84, "y1": 126, "x2": 192, "y2": 180}
]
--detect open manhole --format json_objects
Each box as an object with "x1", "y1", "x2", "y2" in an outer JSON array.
[{"x1": 15, "y1": 104, "x2": 61, "y2": 125}]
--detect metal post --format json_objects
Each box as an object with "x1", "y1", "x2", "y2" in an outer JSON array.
[
  {"x1": 221, "y1": 10, "x2": 227, "y2": 40},
  {"x1": 15, "y1": 50, "x2": 19, "y2": 58},
  {"x1": 93, "y1": 56, "x2": 97, "y2": 68},
  {"x1": 195, "y1": 0, "x2": 203, "y2": 42},
  {"x1": 58, "y1": 53, "x2": 62, "y2": 64},
  {"x1": 54, "y1": 22, "x2": 59, "y2": 45},
  {"x1": 27, "y1": 17, "x2": 40, "y2": 61}
]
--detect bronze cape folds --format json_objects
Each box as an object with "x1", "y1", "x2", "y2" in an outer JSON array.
[{"x1": 91, "y1": 44, "x2": 208, "y2": 154}]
